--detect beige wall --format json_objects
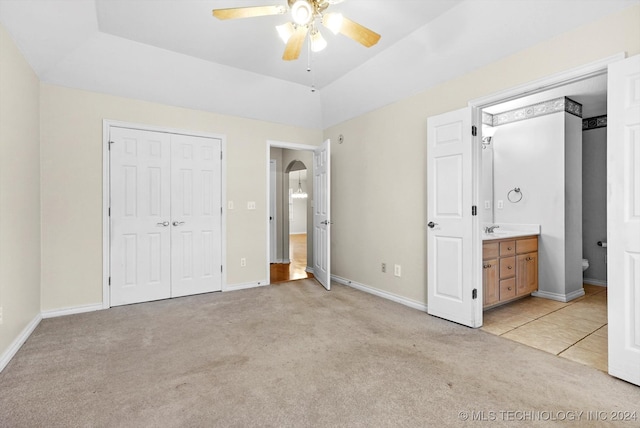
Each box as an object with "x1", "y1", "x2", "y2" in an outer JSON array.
[
  {"x1": 40, "y1": 85, "x2": 322, "y2": 311},
  {"x1": 323, "y1": 5, "x2": 640, "y2": 304},
  {"x1": 0, "y1": 25, "x2": 41, "y2": 355}
]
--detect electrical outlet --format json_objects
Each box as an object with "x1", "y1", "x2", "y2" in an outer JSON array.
[
  {"x1": 240, "y1": 258, "x2": 246, "y2": 267},
  {"x1": 381, "y1": 263, "x2": 386, "y2": 273},
  {"x1": 484, "y1": 200, "x2": 491, "y2": 209},
  {"x1": 394, "y1": 264, "x2": 401, "y2": 277},
  {"x1": 497, "y1": 200, "x2": 504, "y2": 209}
]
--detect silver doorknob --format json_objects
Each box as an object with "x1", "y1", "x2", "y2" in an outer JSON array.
[
  {"x1": 172, "y1": 221, "x2": 185, "y2": 226},
  {"x1": 427, "y1": 222, "x2": 438, "y2": 228},
  {"x1": 156, "y1": 221, "x2": 170, "y2": 227}
]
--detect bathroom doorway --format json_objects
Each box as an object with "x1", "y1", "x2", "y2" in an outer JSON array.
[{"x1": 478, "y1": 74, "x2": 609, "y2": 372}]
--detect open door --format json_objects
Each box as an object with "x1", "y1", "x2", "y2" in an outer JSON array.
[
  {"x1": 607, "y1": 54, "x2": 640, "y2": 386},
  {"x1": 313, "y1": 139, "x2": 331, "y2": 290},
  {"x1": 427, "y1": 107, "x2": 481, "y2": 327}
]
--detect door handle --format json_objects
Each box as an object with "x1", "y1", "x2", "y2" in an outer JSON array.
[
  {"x1": 427, "y1": 222, "x2": 438, "y2": 229},
  {"x1": 156, "y1": 221, "x2": 170, "y2": 227},
  {"x1": 172, "y1": 221, "x2": 185, "y2": 227},
  {"x1": 320, "y1": 220, "x2": 332, "y2": 225}
]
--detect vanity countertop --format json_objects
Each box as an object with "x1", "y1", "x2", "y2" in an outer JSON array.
[
  {"x1": 482, "y1": 223, "x2": 540, "y2": 241},
  {"x1": 482, "y1": 231, "x2": 539, "y2": 241}
]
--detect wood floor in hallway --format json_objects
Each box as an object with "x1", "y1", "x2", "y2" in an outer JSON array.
[{"x1": 270, "y1": 233, "x2": 313, "y2": 283}]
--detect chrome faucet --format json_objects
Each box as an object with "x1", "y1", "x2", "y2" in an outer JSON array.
[{"x1": 484, "y1": 225, "x2": 500, "y2": 233}]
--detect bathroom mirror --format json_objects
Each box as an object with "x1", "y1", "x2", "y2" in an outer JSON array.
[{"x1": 481, "y1": 125, "x2": 495, "y2": 224}]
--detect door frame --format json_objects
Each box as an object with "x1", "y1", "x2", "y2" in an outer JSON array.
[
  {"x1": 266, "y1": 140, "x2": 319, "y2": 284},
  {"x1": 465, "y1": 52, "x2": 624, "y2": 317},
  {"x1": 102, "y1": 120, "x2": 227, "y2": 309}
]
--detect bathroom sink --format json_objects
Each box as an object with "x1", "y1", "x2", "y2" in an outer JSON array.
[
  {"x1": 482, "y1": 230, "x2": 538, "y2": 240},
  {"x1": 481, "y1": 223, "x2": 541, "y2": 241}
]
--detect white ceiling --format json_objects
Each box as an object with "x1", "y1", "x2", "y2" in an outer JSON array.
[
  {"x1": 0, "y1": 0, "x2": 636, "y2": 129},
  {"x1": 96, "y1": 0, "x2": 462, "y2": 89}
]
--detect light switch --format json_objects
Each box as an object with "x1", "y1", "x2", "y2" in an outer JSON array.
[
  {"x1": 228, "y1": 201, "x2": 234, "y2": 210},
  {"x1": 247, "y1": 201, "x2": 256, "y2": 210}
]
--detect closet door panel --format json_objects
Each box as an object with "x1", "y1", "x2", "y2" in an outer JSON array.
[
  {"x1": 170, "y1": 134, "x2": 222, "y2": 297},
  {"x1": 110, "y1": 127, "x2": 172, "y2": 306}
]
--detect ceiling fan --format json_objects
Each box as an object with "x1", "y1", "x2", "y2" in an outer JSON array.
[{"x1": 212, "y1": 0, "x2": 381, "y2": 61}]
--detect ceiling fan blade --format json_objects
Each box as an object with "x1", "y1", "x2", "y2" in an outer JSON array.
[
  {"x1": 338, "y1": 16, "x2": 381, "y2": 48},
  {"x1": 282, "y1": 25, "x2": 309, "y2": 61},
  {"x1": 212, "y1": 5, "x2": 286, "y2": 20}
]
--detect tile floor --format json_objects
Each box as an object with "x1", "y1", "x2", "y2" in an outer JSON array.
[{"x1": 482, "y1": 284, "x2": 608, "y2": 372}]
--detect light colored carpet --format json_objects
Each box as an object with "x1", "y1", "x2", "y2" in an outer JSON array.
[{"x1": 1, "y1": 280, "x2": 638, "y2": 427}]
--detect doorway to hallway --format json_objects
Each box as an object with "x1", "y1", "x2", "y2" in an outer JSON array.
[
  {"x1": 267, "y1": 139, "x2": 331, "y2": 289},
  {"x1": 270, "y1": 158, "x2": 312, "y2": 283}
]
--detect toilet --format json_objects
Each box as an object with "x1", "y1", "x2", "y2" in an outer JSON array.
[{"x1": 582, "y1": 258, "x2": 589, "y2": 272}]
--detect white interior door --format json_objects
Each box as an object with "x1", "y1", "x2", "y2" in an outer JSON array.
[
  {"x1": 170, "y1": 134, "x2": 222, "y2": 298},
  {"x1": 607, "y1": 54, "x2": 640, "y2": 386},
  {"x1": 313, "y1": 139, "x2": 331, "y2": 290},
  {"x1": 427, "y1": 107, "x2": 480, "y2": 327},
  {"x1": 110, "y1": 127, "x2": 172, "y2": 306}
]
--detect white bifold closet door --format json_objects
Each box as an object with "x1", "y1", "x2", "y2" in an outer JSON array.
[{"x1": 110, "y1": 127, "x2": 222, "y2": 307}]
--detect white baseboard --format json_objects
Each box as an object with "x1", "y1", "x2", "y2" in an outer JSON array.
[
  {"x1": 583, "y1": 277, "x2": 607, "y2": 287},
  {"x1": 532, "y1": 288, "x2": 585, "y2": 303},
  {"x1": 41, "y1": 303, "x2": 104, "y2": 319},
  {"x1": 223, "y1": 280, "x2": 269, "y2": 292},
  {"x1": 0, "y1": 313, "x2": 42, "y2": 373},
  {"x1": 331, "y1": 275, "x2": 428, "y2": 312}
]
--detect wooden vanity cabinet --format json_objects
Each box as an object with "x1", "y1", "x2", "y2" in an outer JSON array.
[
  {"x1": 483, "y1": 257, "x2": 499, "y2": 306},
  {"x1": 483, "y1": 235, "x2": 538, "y2": 308},
  {"x1": 516, "y1": 252, "x2": 538, "y2": 295}
]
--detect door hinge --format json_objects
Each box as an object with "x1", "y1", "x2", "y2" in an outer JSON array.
[
  {"x1": 472, "y1": 288, "x2": 478, "y2": 299},
  {"x1": 472, "y1": 205, "x2": 477, "y2": 216},
  {"x1": 108, "y1": 141, "x2": 114, "y2": 150},
  {"x1": 220, "y1": 151, "x2": 223, "y2": 160},
  {"x1": 472, "y1": 126, "x2": 477, "y2": 136},
  {"x1": 221, "y1": 206, "x2": 223, "y2": 215},
  {"x1": 108, "y1": 276, "x2": 111, "y2": 286},
  {"x1": 221, "y1": 265, "x2": 223, "y2": 273},
  {"x1": 108, "y1": 207, "x2": 111, "y2": 217}
]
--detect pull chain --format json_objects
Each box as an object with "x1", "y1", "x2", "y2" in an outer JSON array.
[{"x1": 307, "y1": 35, "x2": 316, "y2": 92}]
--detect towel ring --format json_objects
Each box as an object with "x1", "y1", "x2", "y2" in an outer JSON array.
[{"x1": 508, "y1": 187, "x2": 523, "y2": 203}]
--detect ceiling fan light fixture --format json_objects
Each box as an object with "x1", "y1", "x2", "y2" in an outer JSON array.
[
  {"x1": 310, "y1": 29, "x2": 327, "y2": 52},
  {"x1": 276, "y1": 22, "x2": 295, "y2": 43},
  {"x1": 322, "y1": 12, "x2": 343, "y2": 34},
  {"x1": 291, "y1": 0, "x2": 314, "y2": 25}
]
